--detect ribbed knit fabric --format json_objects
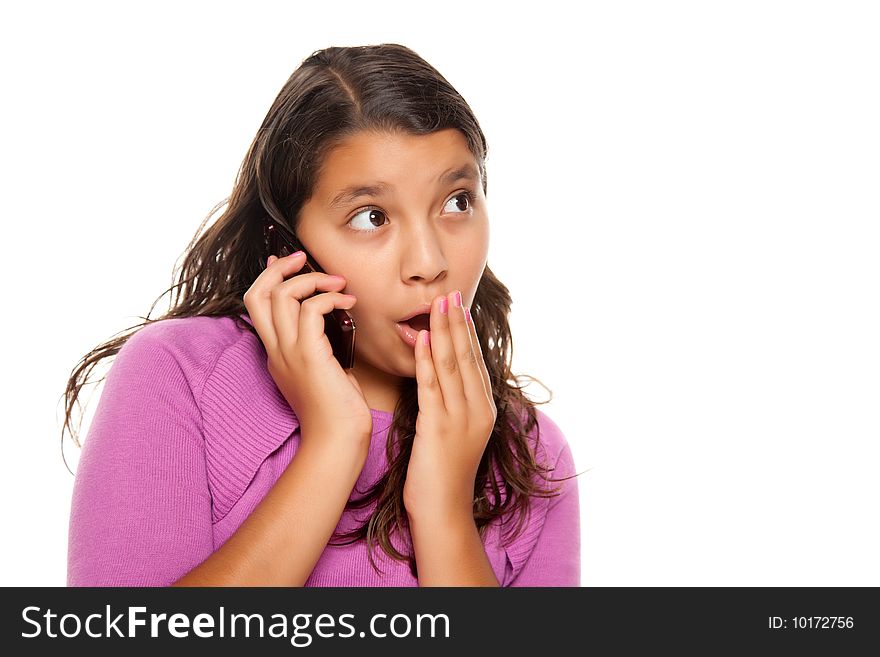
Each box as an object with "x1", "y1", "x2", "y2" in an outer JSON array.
[{"x1": 67, "y1": 314, "x2": 580, "y2": 587}]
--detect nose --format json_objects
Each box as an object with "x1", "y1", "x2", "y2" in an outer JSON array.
[{"x1": 400, "y1": 221, "x2": 448, "y2": 284}]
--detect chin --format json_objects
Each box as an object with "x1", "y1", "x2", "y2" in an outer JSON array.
[{"x1": 355, "y1": 342, "x2": 417, "y2": 378}]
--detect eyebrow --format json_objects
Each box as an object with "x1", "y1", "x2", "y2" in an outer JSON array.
[{"x1": 328, "y1": 163, "x2": 480, "y2": 209}]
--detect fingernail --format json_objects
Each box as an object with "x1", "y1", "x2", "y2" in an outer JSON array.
[
  {"x1": 439, "y1": 297, "x2": 448, "y2": 315},
  {"x1": 289, "y1": 250, "x2": 304, "y2": 258},
  {"x1": 453, "y1": 290, "x2": 462, "y2": 307},
  {"x1": 464, "y1": 307, "x2": 472, "y2": 323},
  {"x1": 422, "y1": 330, "x2": 430, "y2": 345}
]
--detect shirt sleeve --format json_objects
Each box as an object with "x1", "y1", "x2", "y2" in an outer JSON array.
[
  {"x1": 67, "y1": 329, "x2": 215, "y2": 586},
  {"x1": 507, "y1": 438, "x2": 581, "y2": 586}
]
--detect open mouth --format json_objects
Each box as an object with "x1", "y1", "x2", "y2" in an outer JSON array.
[{"x1": 401, "y1": 313, "x2": 431, "y2": 332}]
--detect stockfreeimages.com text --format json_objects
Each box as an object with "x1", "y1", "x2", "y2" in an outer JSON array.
[{"x1": 21, "y1": 605, "x2": 450, "y2": 646}]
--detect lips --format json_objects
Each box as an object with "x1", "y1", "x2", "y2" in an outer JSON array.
[
  {"x1": 394, "y1": 302, "x2": 434, "y2": 349},
  {"x1": 402, "y1": 313, "x2": 431, "y2": 332},
  {"x1": 397, "y1": 302, "x2": 433, "y2": 324}
]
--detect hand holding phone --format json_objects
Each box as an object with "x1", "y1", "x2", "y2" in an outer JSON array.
[
  {"x1": 263, "y1": 220, "x2": 356, "y2": 369},
  {"x1": 243, "y1": 220, "x2": 371, "y2": 445}
]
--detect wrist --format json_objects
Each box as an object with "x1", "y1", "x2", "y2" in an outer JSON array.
[
  {"x1": 298, "y1": 424, "x2": 371, "y2": 464},
  {"x1": 405, "y1": 498, "x2": 474, "y2": 527}
]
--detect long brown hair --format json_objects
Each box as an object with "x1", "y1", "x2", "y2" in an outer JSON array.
[{"x1": 60, "y1": 43, "x2": 577, "y2": 580}]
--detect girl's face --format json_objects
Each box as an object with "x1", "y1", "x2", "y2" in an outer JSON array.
[{"x1": 296, "y1": 128, "x2": 490, "y2": 384}]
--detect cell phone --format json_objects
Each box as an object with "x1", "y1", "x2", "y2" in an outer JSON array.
[{"x1": 263, "y1": 220, "x2": 356, "y2": 369}]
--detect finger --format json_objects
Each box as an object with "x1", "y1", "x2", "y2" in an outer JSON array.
[
  {"x1": 415, "y1": 328, "x2": 443, "y2": 416},
  {"x1": 244, "y1": 253, "x2": 305, "y2": 351},
  {"x1": 463, "y1": 303, "x2": 494, "y2": 407},
  {"x1": 447, "y1": 290, "x2": 486, "y2": 408},
  {"x1": 271, "y1": 269, "x2": 347, "y2": 347},
  {"x1": 429, "y1": 292, "x2": 466, "y2": 415},
  {"x1": 245, "y1": 251, "x2": 307, "y2": 352},
  {"x1": 299, "y1": 291, "x2": 357, "y2": 350}
]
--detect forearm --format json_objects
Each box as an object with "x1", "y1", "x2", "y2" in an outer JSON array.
[
  {"x1": 172, "y1": 434, "x2": 368, "y2": 587},
  {"x1": 407, "y1": 510, "x2": 500, "y2": 587}
]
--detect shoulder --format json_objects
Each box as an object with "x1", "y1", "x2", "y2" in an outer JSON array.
[
  {"x1": 532, "y1": 408, "x2": 572, "y2": 468},
  {"x1": 511, "y1": 406, "x2": 575, "y2": 478},
  {"x1": 494, "y1": 404, "x2": 576, "y2": 485},
  {"x1": 124, "y1": 314, "x2": 248, "y2": 360},
  {"x1": 112, "y1": 314, "x2": 296, "y2": 525},
  {"x1": 116, "y1": 314, "x2": 257, "y2": 397}
]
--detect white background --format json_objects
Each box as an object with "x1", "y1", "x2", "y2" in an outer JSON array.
[{"x1": 2, "y1": 0, "x2": 877, "y2": 586}]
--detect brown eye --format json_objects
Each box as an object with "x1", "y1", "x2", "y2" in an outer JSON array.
[
  {"x1": 348, "y1": 207, "x2": 389, "y2": 233},
  {"x1": 444, "y1": 191, "x2": 473, "y2": 214}
]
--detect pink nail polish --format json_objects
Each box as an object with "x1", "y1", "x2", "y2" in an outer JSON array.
[
  {"x1": 464, "y1": 307, "x2": 472, "y2": 324},
  {"x1": 439, "y1": 297, "x2": 448, "y2": 315},
  {"x1": 453, "y1": 291, "x2": 462, "y2": 307},
  {"x1": 422, "y1": 330, "x2": 430, "y2": 345}
]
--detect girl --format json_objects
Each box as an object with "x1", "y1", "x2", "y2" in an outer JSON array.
[{"x1": 63, "y1": 43, "x2": 581, "y2": 586}]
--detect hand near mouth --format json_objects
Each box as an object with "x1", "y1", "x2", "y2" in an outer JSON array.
[{"x1": 402, "y1": 289, "x2": 497, "y2": 521}]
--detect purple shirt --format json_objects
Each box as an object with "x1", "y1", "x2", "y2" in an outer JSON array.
[{"x1": 67, "y1": 314, "x2": 580, "y2": 586}]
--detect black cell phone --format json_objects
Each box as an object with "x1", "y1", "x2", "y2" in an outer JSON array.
[{"x1": 263, "y1": 220, "x2": 356, "y2": 369}]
